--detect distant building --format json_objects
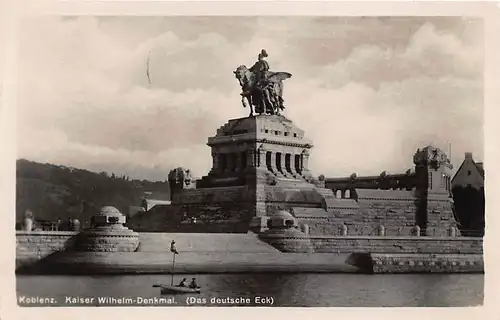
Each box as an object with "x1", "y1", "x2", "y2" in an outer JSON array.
[
  {"x1": 142, "y1": 199, "x2": 172, "y2": 211},
  {"x1": 451, "y1": 152, "x2": 485, "y2": 237},
  {"x1": 452, "y1": 152, "x2": 484, "y2": 189},
  {"x1": 141, "y1": 191, "x2": 171, "y2": 211}
]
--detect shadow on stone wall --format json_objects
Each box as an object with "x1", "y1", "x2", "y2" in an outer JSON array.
[
  {"x1": 345, "y1": 252, "x2": 374, "y2": 274},
  {"x1": 16, "y1": 232, "x2": 78, "y2": 272}
]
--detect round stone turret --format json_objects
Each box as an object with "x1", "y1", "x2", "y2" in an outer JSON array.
[
  {"x1": 76, "y1": 206, "x2": 139, "y2": 252},
  {"x1": 91, "y1": 206, "x2": 127, "y2": 228},
  {"x1": 267, "y1": 210, "x2": 299, "y2": 228},
  {"x1": 259, "y1": 210, "x2": 313, "y2": 253}
]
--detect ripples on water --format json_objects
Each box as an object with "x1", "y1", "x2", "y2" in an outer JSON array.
[{"x1": 16, "y1": 273, "x2": 483, "y2": 307}]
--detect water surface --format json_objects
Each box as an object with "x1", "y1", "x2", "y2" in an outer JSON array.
[{"x1": 16, "y1": 273, "x2": 483, "y2": 307}]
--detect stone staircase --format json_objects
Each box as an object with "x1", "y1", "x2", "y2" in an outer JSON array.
[{"x1": 137, "y1": 232, "x2": 279, "y2": 253}]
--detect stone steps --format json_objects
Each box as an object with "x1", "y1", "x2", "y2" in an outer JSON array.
[{"x1": 137, "y1": 232, "x2": 280, "y2": 253}]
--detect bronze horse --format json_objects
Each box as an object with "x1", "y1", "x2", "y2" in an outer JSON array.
[{"x1": 233, "y1": 65, "x2": 292, "y2": 116}]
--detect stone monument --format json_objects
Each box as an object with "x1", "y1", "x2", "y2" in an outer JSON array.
[
  {"x1": 165, "y1": 112, "x2": 337, "y2": 233},
  {"x1": 128, "y1": 50, "x2": 459, "y2": 239},
  {"x1": 129, "y1": 50, "x2": 337, "y2": 233}
]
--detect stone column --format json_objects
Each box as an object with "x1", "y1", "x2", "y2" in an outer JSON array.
[
  {"x1": 247, "y1": 148, "x2": 256, "y2": 168},
  {"x1": 256, "y1": 147, "x2": 267, "y2": 170},
  {"x1": 301, "y1": 149, "x2": 312, "y2": 177},
  {"x1": 378, "y1": 225, "x2": 385, "y2": 236},
  {"x1": 340, "y1": 224, "x2": 348, "y2": 236},
  {"x1": 448, "y1": 226, "x2": 457, "y2": 237},
  {"x1": 301, "y1": 224, "x2": 310, "y2": 236},
  {"x1": 412, "y1": 225, "x2": 421, "y2": 237},
  {"x1": 211, "y1": 151, "x2": 220, "y2": 174}
]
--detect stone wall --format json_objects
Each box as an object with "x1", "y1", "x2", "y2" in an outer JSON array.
[
  {"x1": 294, "y1": 189, "x2": 457, "y2": 237},
  {"x1": 127, "y1": 203, "x2": 254, "y2": 233},
  {"x1": 295, "y1": 199, "x2": 418, "y2": 237},
  {"x1": 126, "y1": 205, "x2": 180, "y2": 232},
  {"x1": 370, "y1": 253, "x2": 484, "y2": 273},
  {"x1": 310, "y1": 236, "x2": 482, "y2": 254},
  {"x1": 16, "y1": 231, "x2": 78, "y2": 269},
  {"x1": 172, "y1": 186, "x2": 250, "y2": 204},
  {"x1": 426, "y1": 197, "x2": 457, "y2": 236}
]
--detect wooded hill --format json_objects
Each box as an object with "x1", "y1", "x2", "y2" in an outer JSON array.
[{"x1": 16, "y1": 159, "x2": 170, "y2": 224}]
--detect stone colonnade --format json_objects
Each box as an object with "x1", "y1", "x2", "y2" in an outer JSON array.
[{"x1": 211, "y1": 147, "x2": 310, "y2": 177}]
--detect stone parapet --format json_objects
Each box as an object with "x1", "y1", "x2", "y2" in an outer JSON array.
[
  {"x1": 76, "y1": 231, "x2": 139, "y2": 252},
  {"x1": 16, "y1": 231, "x2": 78, "y2": 269}
]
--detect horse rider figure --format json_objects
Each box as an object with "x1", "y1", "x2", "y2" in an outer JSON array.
[
  {"x1": 249, "y1": 49, "x2": 275, "y2": 114},
  {"x1": 250, "y1": 49, "x2": 270, "y2": 86}
]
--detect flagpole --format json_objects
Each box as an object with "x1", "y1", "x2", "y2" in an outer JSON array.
[{"x1": 171, "y1": 252, "x2": 176, "y2": 286}]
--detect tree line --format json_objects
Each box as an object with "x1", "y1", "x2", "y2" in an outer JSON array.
[{"x1": 16, "y1": 159, "x2": 170, "y2": 226}]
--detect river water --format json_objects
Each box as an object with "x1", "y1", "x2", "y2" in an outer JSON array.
[{"x1": 16, "y1": 273, "x2": 483, "y2": 307}]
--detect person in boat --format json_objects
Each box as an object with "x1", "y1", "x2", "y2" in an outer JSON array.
[
  {"x1": 189, "y1": 278, "x2": 199, "y2": 289},
  {"x1": 170, "y1": 240, "x2": 179, "y2": 254},
  {"x1": 177, "y1": 278, "x2": 187, "y2": 287}
]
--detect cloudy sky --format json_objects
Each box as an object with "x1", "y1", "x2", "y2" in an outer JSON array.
[{"x1": 16, "y1": 16, "x2": 484, "y2": 181}]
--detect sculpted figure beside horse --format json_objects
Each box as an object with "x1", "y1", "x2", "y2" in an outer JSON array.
[{"x1": 233, "y1": 65, "x2": 292, "y2": 117}]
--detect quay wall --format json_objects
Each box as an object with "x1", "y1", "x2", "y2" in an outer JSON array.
[
  {"x1": 15, "y1": 231, "x2": 483, "y2": 274},
  {"x1": 16, "y1": 231, "x2": 78, "y2": 269},
  {"x1": 310, "y1": 236, "x2": 482, "y2": 254},
  {"x1": 369, "y1": 253, "x2": 484, "y2": 273}
]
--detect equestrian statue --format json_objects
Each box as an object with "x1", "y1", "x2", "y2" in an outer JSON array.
[{"x1": 233, "y1": 49, "x2": 292, "y2": 117}]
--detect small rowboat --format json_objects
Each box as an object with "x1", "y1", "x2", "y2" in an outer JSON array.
[
  {"x1": 153, "y1": 284, "x2": 201, "y2": 294},
  {"x1": 156, "y1": 242, "x2": 202, "y2": 295}
]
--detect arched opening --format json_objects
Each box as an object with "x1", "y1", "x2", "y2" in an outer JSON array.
[
  {"x1": 345, "y1": 189, "x2": 351, "y2": 199},
  {"x1": 276, "y1": 152, "x2": 283, "y2": 174},
  {"x1": 295, "y1": 154, "x2": 302, "y2": 174},
  {"x1": 266, "y1": 152, "x2": 273, "y2": 172},
  {"x1": 285, "y1": 219, "x2": 294, "y2": 227},
  {"x1": 285, "y1": 153, "x2": 292, "y2": 174}
]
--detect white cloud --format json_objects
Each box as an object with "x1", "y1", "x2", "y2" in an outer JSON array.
[{"x1": 16, "y1": 16, "x2": 483, "y2": 180}]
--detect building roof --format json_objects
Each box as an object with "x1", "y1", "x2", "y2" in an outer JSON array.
[
  {"x1": 475, "y1": 162, "x2": 485, "y2": 178},
  {"x1": 143, "y1": 191, "x2": 170, "y2": 201},
  {"x1": 143, "y1": 199, "x2": 172, "y2": 206},
  {"x1": 451, "y1": 153, "x2": 484, "y2": 187},
  {"x1": 96, "y1": 206, "x2": 123, "y2": 217}
]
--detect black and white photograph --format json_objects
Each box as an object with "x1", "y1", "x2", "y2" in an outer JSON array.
[{"x1": 3, "y1": 1, "x2": 496, "y2": 312}]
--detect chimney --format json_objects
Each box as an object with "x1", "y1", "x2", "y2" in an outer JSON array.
[{"x1": 465, "y1": 152, "x2": 473, "y2": 161}]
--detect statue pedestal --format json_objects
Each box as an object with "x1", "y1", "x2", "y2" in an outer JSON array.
[{"x1": 128, "y1": 115, "x2": 334, "y2": 233}]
